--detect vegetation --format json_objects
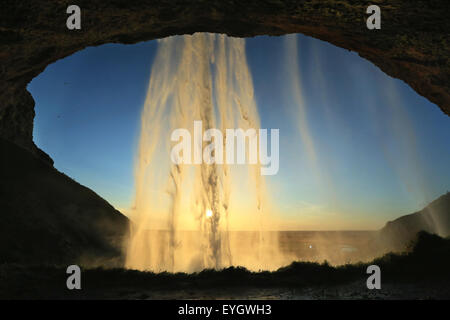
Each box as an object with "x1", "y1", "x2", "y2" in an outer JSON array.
[{"x1": 1, "y1": 231, "x2": 449, "y2": 299}]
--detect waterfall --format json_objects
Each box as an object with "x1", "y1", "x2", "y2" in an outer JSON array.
[{"x1": 125, "y1": 33, "x2": 283, "y2": 272}]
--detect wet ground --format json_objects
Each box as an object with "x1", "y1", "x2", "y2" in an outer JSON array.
[{"x1": 113, "y1": 280, "x2": 450, "y2": 300}]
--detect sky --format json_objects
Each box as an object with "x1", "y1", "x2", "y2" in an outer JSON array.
[{"x1": 28, "y1": 33, "x2": 450, "y2": 230}]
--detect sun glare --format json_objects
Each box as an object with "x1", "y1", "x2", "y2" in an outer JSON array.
[{"x1": 206, "y1": 209, "x2": 213, "y2": 218}]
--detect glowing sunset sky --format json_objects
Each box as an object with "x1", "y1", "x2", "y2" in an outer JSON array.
[{"x1": 29, "y1": 34, "x2": 450, "y2": 230}]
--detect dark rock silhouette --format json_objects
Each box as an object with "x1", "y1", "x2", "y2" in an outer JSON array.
[
  {"x1": 378, "y1": 192, "x2": 450, "y2": 251},
  {"x1": 0, "y1": 138, "x2": 128, "y2": 266}
]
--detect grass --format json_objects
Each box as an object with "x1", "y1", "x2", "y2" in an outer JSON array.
[{"x1": 0, "y1": 231, "x2": 449, "y2": 299}]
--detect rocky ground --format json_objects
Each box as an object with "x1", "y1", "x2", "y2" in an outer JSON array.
[{"x1": 116, "y1": 281, "x2": 450, "y2": 300}]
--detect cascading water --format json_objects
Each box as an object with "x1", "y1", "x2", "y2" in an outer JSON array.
[
  {"x1": 125, "y1": 33, "x2": 284, "y2": 272},
  {"x1": 124, "y1": 32, "x2": 428, "y2": 272}
]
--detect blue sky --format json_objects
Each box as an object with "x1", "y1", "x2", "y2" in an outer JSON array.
[{"x1": 29, "y1": 33, "x2": 450, "y2": 230}]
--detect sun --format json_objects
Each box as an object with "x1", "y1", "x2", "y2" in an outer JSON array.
[{"x1": 206, "y1": 209, "x2": 213, "y2": 218}]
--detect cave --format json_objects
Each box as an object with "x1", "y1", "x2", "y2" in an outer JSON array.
[{"x1": 1, "y1": 1, "x2": 449, "y2": 267}]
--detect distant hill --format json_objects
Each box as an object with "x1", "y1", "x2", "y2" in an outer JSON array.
[
  {"x1": 378, "y1": 192, "x2": 450, "y2": 251},
  {"x1": 0, "y1": 138, "x2": 129, "y2": 266}
]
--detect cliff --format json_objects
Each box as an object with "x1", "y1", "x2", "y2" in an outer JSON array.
[{"x1": 0, "y1": 138, "x2": 128, "y2": 265}]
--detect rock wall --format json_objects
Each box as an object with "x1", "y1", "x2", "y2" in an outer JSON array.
[
  {"x1": 0, "y1": 0, "x2": 449, "y2": 159},
  {"x1": 0, "y1": 137, "x2": 128, "y2": 265}
]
